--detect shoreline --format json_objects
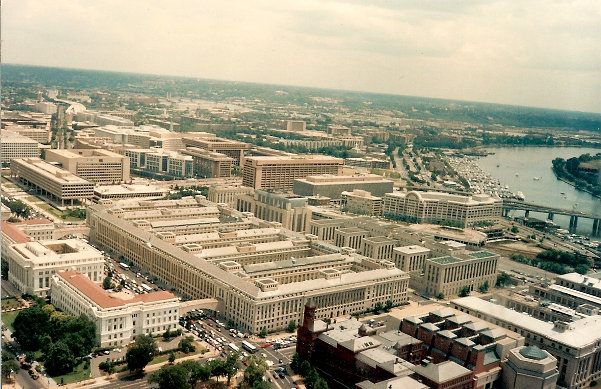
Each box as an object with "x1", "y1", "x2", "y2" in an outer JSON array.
[{"x1": 553, "y1": 174, "x2": 601, "y2": 200}]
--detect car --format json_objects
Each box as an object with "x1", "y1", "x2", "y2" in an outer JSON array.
[
  {"x1": 279, "y1": 359, "x2": 283, "y2": 364},
  {"x1": 268, "y1": 378, "x2": 273, "y2": 383},
  {"x1": 279, "y1": 373, "x2": 285, "y2": 379},
  {"x1": 103, "y1": 350, "x2": 110, "y2": 355}
]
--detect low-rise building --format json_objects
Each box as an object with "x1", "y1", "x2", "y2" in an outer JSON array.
[
  {"x1": 236, "y1": 190, "x2": 311, "y2": 233},
  {"x1": 1, "y1": 131, "x2": 41, "y2": 164},
  {"x1": 45, "y1": 149, "x2": 131, "y2": 184},
  {"x1": 5, "y1": 239, "x2": 104, "y2": 297},
  {"x1": 383, "y1": 191, "x2": 502, "y2": 227},
  {"x1": 293, "y1": 174, "x2": 393, "y2": 199},
  {"x1": 452, "y1": 296, "x2": 601, "y2": 389},
  {"x1": 422, "y1": 251, "x2": 499, "y2": 297},
  {"x1": 10, "y1": 158, "x2": 94, "y2": 205},
  {"x1": 182, "y1": 147, "x2": 234, "y2": 178},
  {"x1": 3, "y1": 125, "x2": 51, "y2": 144},
  {"x1": 344, "y1": 157, "x2": 392, "y2": 170},
  {"x1": 93, "y1": 184, "x2": 169, "y2": 203},
  {"x1": 501, "y1": 345, "x2": 558, "y2": 389},
  {"x1": 51, "y1": 270, "x2": 179, "y2": 347},
  {"x1": 207, "y1": 185, "x2": 254, "y2": 208},
  {"x1": 342, "y1": 190, "x2": 383, "y2": 216}
]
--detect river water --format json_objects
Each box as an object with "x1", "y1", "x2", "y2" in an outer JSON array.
[{"x1": 477, "y1": 146, "x2": 601, "y2": 240}]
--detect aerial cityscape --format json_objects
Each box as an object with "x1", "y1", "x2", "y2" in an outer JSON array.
[{"x1": 2, "y1": 2, "x2": 601, "y2": 389}]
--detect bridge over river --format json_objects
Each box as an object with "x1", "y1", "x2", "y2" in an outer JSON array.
[{"x1": 502, "y1": 199, "x2": 601, "y2": 235}]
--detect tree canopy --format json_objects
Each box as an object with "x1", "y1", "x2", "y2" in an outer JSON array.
[{"x1": 127, "y1": 335, "x2": 158, "y2": 373}]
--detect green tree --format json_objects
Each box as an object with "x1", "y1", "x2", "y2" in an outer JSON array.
[
  {"x1": 149, "y1": 363, "x2": 190, "y2": 389},
  {"x1": 253, "y1": 381, "x2": 272, "y2": 389},
  {"x1": 13, "y1": 305, "x2": 50, "y2": 350},
  {"x1": 510, "y1": 226, "x2": 519, "y2": 233},
  {"x1": 1, "y1": 351, "x2": 16, "y2": 363},
  {"x1": 244, "y1": 354, "x2": 268, "y2": 387},
  {"x1": 496, "y1": 273, "x2": 511, "y2": 287},
  {"x1": 224, "y1": 351, "x2": 241, "y2": 385},
  {"x1": 168, "y1": 352, "x2": 176, "y2": 364},
  {"x1": 259, "y1": 327, "x2": 268, "y2": 338},
  {"x1": 478, "y1": 281, "x2": 489, "y2": 293},
  {"x1": 373, "y1": 302, "x2": 383, "y2": 314},
  {"x1": 126, "y1": 335, "x2": 158, "y2": 374},
  {"x1": 299, "y1": 360, "x2": 311, "y2": 376},
  {"x1": 1, "y1": 360, "x2": 19, "y2": 380},
  {"x1": 103, "y1": 276, "x2": 113, "y2": 290},
  {"x1": 179, "y1": 336, "x2": 196, "y2": 353},
  {"x1": 384, "y1": 300, "x2": 393, "y2": 312},
  {"x1": 287, "y1": 320, "x2": 298, "y2": 333},
  {"x1": 314, "y1": 376, "x2": 329, "y2": 389},
  {"x1": 436, "y1": 292, "x2": 445, "y2": 300},
  {"x1": 180, "y1": 360, "x2": 209, "y2": 387},
  {"x1": 459, "y1": 286, "x2": 471, "y2": 297},
  {"x1": 45, "y1": 340, "x2": 75, "y2": 376},
  {"x1": 290, "y1": 353, "x2": 301, "y2": 372}
]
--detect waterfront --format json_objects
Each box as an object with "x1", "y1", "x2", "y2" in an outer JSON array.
[{"x1": 478, "y1": 146, "x2": 601, "y2": 240}]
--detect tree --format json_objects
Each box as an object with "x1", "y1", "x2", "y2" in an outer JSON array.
[
  {"x1": 299, "y1": 360, "x2": 311, "y2": 376},
  {"x1": 244, "y1": 354, "x2": 268, "y2": 387},
  {"x1": 373, "y1": 302, "x2": 383, "y2": 314},
  {"x1": 45, "y1": 341, "x2": 75, "y2": 376},
  {"x1": 511, "y1": 226, "x2": 519, "y2": 234},
  {"x1": 149, "y1": 363, "x2": 190, "y2": 389},
  {"x1": 1, "y1": 360, "x2": 19, "y2": 380},
  {"x1": 478, "y1": 281, "x2": 489, "y2": 293},
  {"x1": 436, "y1": 292, "x2": 445, "y2": 300},
  {"x1": 1, "y1": 351, "x2": 16, "y2": 363},
  {"x1": 103, "y1": 276, "x2": 113, "y2": 290},
  {"x1": 290, "y1": 353, "x2": 301, "y2": 372},
  {"x1": 287, "y1": 320, "x2": 298, "y2": 333},
  {"x1": 459, "y1": 286, "x2": 471, "y2": 297},
  {"x1": 314, "y1": 376, "x2": 329, "y2": 389},
  {"x1": 384, "y1": 300, "x2": 393, "y2": 312},
  {"x1": 126, "y1": 335, "x2": 158, "y2": 374},
  {"x1": 168, "y1": 352, "x2": 176, "y2": 364},
  {"x1": 13, "y1": 305, "x2": 50, "y2": 350},
  {"x1": 259, "y1": 327, "x2": 268, "y2": 338},
  {"x1": 224, "y1": 351, "x2": 240, "y2": 385},
  {"x1": 496, "y1": 273, "x2": 511, "y2": 287},
  {"x1": 253, "y1": 381, "x2": 272, "y2": 389},
  {"x1": 179, "y1": 336, "x2": 196, "y2": 353},
  {"x1": 180, "y1": 360, "x2": 209, "y2": 387}
]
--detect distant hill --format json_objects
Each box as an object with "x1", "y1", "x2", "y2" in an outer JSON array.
[{"x1": 3, "y1": 63, "x2": 600, "y2": 132}]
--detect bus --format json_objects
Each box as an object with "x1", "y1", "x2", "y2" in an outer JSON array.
[
  {"x1": 119, "y1": 262, "x2": 130, "y2": 270},
  {"x1": 141, "y1": 283, "x2": 153, "y2": 292},
  {"x1": 241, "y1": 341, "x2": 258, "y2": 354},
  {"x1": 228, "y1": 343, "x2": 240, "y2": 352}
]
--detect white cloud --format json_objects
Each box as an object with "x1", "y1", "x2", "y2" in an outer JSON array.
[{"x1": 2, "y1": 0, "x2": 600, "y2": 112}]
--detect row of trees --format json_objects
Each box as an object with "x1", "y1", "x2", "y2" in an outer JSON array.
[
  {"x1": 1, "y1": 197, "x2": 31, "y2": 218},
  {"x1": 12, "y1": 303, "x2": 96, "y2": 375},
  {"x1": 510, "y1": 250, "x2": 591, "y2": 274},
  {"x1": 552, "y1": 154, "x2": 601, "y2": 197},
  {"x1": 290, "y1": 353, "x2": 329, "y2": 389},
  {"x1": 148, "y1": 352, "x2": 268, "y2": 389}
]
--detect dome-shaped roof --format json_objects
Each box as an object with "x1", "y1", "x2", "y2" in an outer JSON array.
[{"x1": 519, "y1": 345, "x2": 547, "y2": 360}]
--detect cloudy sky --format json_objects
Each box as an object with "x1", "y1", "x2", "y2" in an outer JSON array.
[{"x1": 3, "y1": 0, "x2": 601, "y2": 112}]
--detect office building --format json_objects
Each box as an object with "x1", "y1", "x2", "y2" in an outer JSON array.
[
  {"x1": 1, "y1": 131, "x2": 41, "y2": 164},
  {"x1": 5, "y1": 239, "x2": 104, "y2": 297},
  {"x1": 34, "y1": 101, "x2": 58, "y2": 114},
  {"x1": 181, "y1": 147, "x2": 234, "y2": 178},
  {"x1": 285, "y1": 120, "x2": 307, "y2": 132},
  {"x1": 87, "y1": 199, "x2": 409, "y2": 334},
  {"x1": 327, "y1": 125, "x2": 352, "y2": 137},
  {"x1": 75, "y1": 111, "x2": 134, "y2": 126},
  {"x1": 530, "y1": 273, "x2": 601, "y2": 310},
  {"x1": 501, "y1": 345, "x2": 558, "y2": 389},
  {"x1": 93, "y1": 184, "x2": 169, "y2": 203},
  {"x1": 51, "y1": 270, "x2": 179, "y2": 347},
  {"x1": 207, "y1": 185, "x2": 254, "y2": 208},
  {"x1": 236, "y1": 190, "x2": 312, "y2": 233},
  {"x1": 342, "y1": 190, "x2": 383, "y2": 216},
  {"x1": 383, "y1": 191, "x2": 502, "y2": 227},
  {"x1": 421, "y1": 251, "x2": 498, "y2": 297},
  {"x1": 1, "y1": 219, "x2": 55, "y2": 260},
  {"x1": 360, "y1": 236, "x2": 396, "y2": 260},
  {"x1": 3, "y1": 125, "x2": 51, "y2": 144},
  {"x1": 45, "y1": 149, "x2": 131, "y2": 184},
  {"x1": 243, "y1": 155, "x2": 344, "y2": 191},
  {"x1": 345, "y1": 157, "x2": 392, "y2": 170},
  {"x1": 392, "y1": 245, "x2": 431, "y2": 274},
  {"x1": 10, "y1": 158, "x2": 94, "y2": 205},
  {"x1": 452, "y1": 296, "x2": 601, "y2": 389},
  {"x1": 182, "y1": 134, "x2": 249, "y2": 165},
  {"x1": 293, "y1": 174, "x2": 393, "y2": 199},
  {"x1": 124, "y1": 149, "x2": 194, "y2": 178}
]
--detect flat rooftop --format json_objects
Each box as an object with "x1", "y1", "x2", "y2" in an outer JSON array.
[{"x1": 12, "y1": 158, "x2": 92, "y2": 185}]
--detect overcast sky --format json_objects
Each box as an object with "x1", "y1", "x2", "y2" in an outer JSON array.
[{"x1": 3, "y1": 0, "x2": 601, "y2": 113}]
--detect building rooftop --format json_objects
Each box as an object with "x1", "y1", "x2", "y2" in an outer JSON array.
[
  {"x1": 58, "y1": 270, "x2": 177, "y2": 309},
  {"x1": 411, "y1": 360, "x2": 471, "y2": 384},
  {"x1": 11, "y1": 158, "x2": 92, "y2": 185},
  {"x1": 519, "y1": 345, "x2": 548, "y2": 360},
  {"x1": 393, "y1": 245, "x2": 430, "y2": 255},
  {"x1": 453, "y1": 296, "x2": 601, "y2": 348}
]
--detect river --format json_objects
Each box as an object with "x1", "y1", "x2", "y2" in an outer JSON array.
[{"x1": 477, "y1": 146, "x2": 601, "y2": 241}]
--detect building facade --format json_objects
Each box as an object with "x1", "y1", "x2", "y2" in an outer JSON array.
[
  {"x1": 51, "y1": 270, "x2": 179, "y2": 347},
  {"x1": 1, "y1": 131, "x2": 40, "y2": 164},
  {"x1": 236, "y1": 190, "x2": 312, "y2": 233},
  {"x1": 45, "y1": 149, "x2": 131, "y2": 184},
  {"x1": 293, "y1": 174, "x2": 394, "y2": 199},
  {"x1": 207, "y1": 185, "x2": 254, "y2": 207},
  {"x1": 243, "y1": 155, "x2": 344, "y2": 191},
  {"x1": 342, "y1": 190, "x2": 383, "y2": 216},
  {"x1": 182, "y1": 147, "x2": 234, "y2": 178},
  {"x1": 383, "y1": 191, "x2": 502, "y2": 227},
  {"x1": 5, "y1": 239, "x2": 104, "y2": 297}
]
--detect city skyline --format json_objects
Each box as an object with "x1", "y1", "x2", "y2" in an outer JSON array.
[{"x1": 3, "y1": 0, "x2": 601, "y2": 113}]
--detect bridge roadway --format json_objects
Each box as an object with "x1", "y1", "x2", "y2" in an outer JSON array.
[{"x1": 502, "y1": 199, "x2": 601, "y2": 234}]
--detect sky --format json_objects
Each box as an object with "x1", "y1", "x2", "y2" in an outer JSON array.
[{"x1": 3, "y1": 0, "x2": 601, "y2": 113}]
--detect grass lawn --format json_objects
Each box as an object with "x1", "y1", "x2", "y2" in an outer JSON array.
[
  {"x1": 149, "y1": 345, "x2": 205, "y2": 365},
  {"x1": 51, "y1": 361, "x2": 91, "y2": 385},
  {"x1": 1, "y1": 311, "x2": 19, "y2": 332},
  {"x1": 35, "y1": 202, "x2": 84, "y2": 221},
  {"x1": 1, "y1": 297, "x2": 22, "y2": 311},
  {"x1": 26, "y1": 196, "x2": 44, "y2": 203}
]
